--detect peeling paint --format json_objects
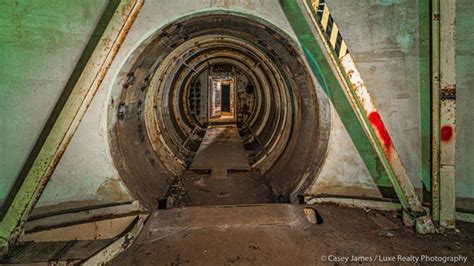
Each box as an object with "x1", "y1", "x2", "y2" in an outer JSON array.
[{"x1": 96, "y1": 178, "x2": 131, "y2": 201}]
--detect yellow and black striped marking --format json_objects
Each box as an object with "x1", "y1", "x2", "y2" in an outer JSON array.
[{"x1": 309, "y1": 0, "x2": 348, "y2": 59}]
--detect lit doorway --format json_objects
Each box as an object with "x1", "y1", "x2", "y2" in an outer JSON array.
[{"x1": 209, "y1": 76, "x2": 235, "y2": 123}]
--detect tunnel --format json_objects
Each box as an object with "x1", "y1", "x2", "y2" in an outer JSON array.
[
  {"x1": 108, "y1": 12, "x2": 330, "y2": 209},
  {"x1": 3, "y1": 0, "x2": 474, "y2": 264}
]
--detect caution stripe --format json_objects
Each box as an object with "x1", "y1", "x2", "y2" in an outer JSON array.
[{"x1": 308, "y1": 0, "x2": 348, "y2": 59}]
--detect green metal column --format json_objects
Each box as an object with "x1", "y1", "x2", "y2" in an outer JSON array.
[{"x1": 418, "y1": 0, "x2": 432, "y2": 202}]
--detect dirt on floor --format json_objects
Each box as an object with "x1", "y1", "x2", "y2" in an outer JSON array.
[
  {"x1": 163, "y1": 170, "x2": 276, "y2": 208},
  {"x1": 111, "y1": 204, "x2": 474, "y2": 265}
]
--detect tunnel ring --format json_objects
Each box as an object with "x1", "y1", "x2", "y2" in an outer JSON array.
[{"x1": 108, "y1": 11, "x2": 331, "y2": 208}]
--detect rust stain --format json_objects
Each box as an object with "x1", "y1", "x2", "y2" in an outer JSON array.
[
  {"x1": 96, "y1": 178, "x2": 131, "y2": 201},
  {"x1": 440, "y1": 84, "x2": 456, "y2": 101}
]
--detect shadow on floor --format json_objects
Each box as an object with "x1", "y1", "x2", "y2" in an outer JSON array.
[{"x1": 163, "y1": 170, "x2": 276, "y2": 208}]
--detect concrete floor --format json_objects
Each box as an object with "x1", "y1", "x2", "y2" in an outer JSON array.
[
  {"x1": 165, "y1": 170, "x2": 275, "y2": 207},
  {"x1": 164, "y1": 124, "x2": 275, "y2": 208},
  {"x1": 111, "y1": 204, "x2": 474, "y2": 265},
  {"x1": 114, "y1": 125, "x2": 474, "y2": 265},
  {"x1": 189, "y1": 125, "x2": 250, "y2": 173}
]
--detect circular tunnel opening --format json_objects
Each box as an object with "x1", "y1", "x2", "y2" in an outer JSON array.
[{"x1": 109, "y1": 12, "x2": 329, "y2": 209}]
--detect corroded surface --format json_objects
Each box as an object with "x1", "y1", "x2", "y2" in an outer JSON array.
[{"x1": 108, "y1": 12, "x2": 327, "y2": 207}]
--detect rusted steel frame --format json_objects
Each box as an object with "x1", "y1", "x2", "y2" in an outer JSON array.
[
  {"x1": 242, "y1": 122, "x2": 262, "y2": 145},
  {"x1": 455, "y1": 212, "x2": 474, "y2": 224},
  {"x1": 438, "y1": 0, "x2": 456, "y2": 228},
  {"x1": 82, "y1": 214, "x2": 148, "y2": 265},
  {"x1": 0, "y1": 0, "x2": 144, "y2": 254},
  {"x1": 22, "y1": 217, "x2": 136, "y2": 243},
  {"x1": 418, "y1": 0, "x2": 431, "y2": 201},
  {"x1": 431, "y1": 0, "x2": 441, "y2": 223},
  {"x1": 295, "y1": 0, "x2": 434, "y2": 232},
  {"x1": 24, "y1": 201, "x2": 144, "y2": 234},
  {"x1": 182, "y1": 127, "x2": 199, "y2": 147},
  {"x1": 305, "y1": 196, "x2": 402, "y2": 212}
]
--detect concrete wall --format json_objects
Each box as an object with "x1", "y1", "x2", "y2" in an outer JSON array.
[
  {"x1": 456, "y1": 0, "x2": 474, "y2": 210},
  {"x1": 308, "y1": 105, "x2": 382, "y2": 198},
  {"x1": 0, "y1": 0, "x2": 108, "y2": 205},
  {"x1": 2, "y1": 0, "x2": 433, "y2": 209}
]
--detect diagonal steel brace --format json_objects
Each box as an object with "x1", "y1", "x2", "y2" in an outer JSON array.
[{"x1": 280, "y1": 0, "x2": 435, "y2": 233}]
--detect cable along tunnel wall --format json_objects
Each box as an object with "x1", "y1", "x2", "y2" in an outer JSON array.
[{"x1": 108, "y1": 12, "x2": 330, "y2": 208}]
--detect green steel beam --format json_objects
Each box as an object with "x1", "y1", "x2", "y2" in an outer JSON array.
[
  {"x1": 0, "y1": 0, "x2": 143, "y2": 254},
  {"x1": 431, "y1": 0, "x2": 441, "y2": 223},
  {"x1": 418, "y1": 0, "x2": 432, "y2": 202}
]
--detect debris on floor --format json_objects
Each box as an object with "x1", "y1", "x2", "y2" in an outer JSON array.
[
  {"x1": 164, "y1": 170, "x2": 275, "y2": 208},
  {"x1": 111, "y1": 204, "x2": 474, "y2": 265}
]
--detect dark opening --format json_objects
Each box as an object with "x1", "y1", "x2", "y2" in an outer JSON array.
[{"x1": 221, "y1": 84, "x2": 231, "y2": 112}]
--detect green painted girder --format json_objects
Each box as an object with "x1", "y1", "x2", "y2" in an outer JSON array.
[{"x1": 418, "y1": 0, "x2": 432, "y2": 201}]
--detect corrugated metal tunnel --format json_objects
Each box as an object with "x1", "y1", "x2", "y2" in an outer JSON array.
[{"x1": 109, "y1": 12, "x2": 330, "y2": 208}]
